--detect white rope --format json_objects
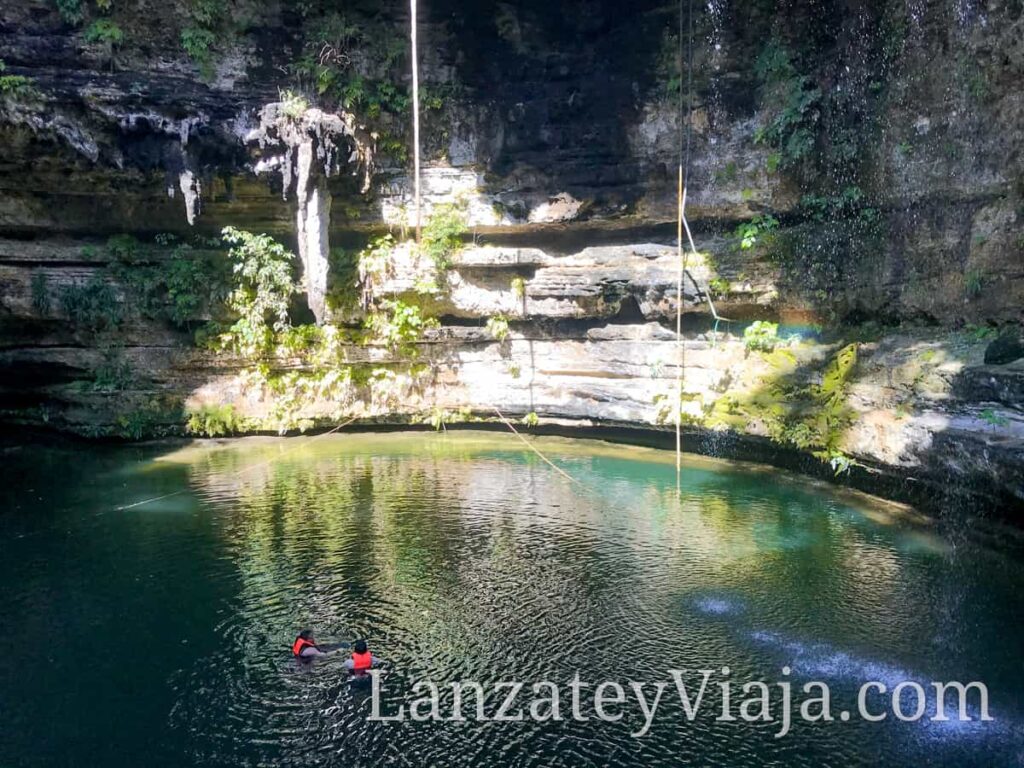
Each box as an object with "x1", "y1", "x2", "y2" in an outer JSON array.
[
  {"x1": 676, "y1": 167, "x2": 684, "y2": 488},
  {"x1": 492, "y1": 408, "x2": 582, "y2": 487},
  {"x1": 410, "y1": 0, "x2": 422, "y2": 245}
]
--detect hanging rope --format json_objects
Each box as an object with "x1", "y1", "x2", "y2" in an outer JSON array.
[
  {"x1": 675, "y1": 0, "x2": 695, "y2": 488},
  {"x1": 492, "y1": 408, "x2": 583, "y2": 487},
  {"x1": 410, "y1": 0, "x2": 422, "y2": 245},
  {"x1": 674, "y1": 0, "x2": 735, "y2": 488}
]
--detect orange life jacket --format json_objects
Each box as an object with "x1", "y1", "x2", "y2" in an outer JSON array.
[
  {"x1": 292, "y1": 636, "x2": 317, "y2": 657},
  {"x1": 351, "y1": 649, "x2": 372, "y2": 671}
]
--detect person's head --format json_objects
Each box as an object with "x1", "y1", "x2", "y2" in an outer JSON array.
[
  {"x1": 353, "y1": 639, "x2": 368, "y2": 654},
  {"x1": 299, "y1": 629, "x2": 313, "y2": 641}
]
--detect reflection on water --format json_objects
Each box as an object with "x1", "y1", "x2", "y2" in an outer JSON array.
[{"x1": 0, "y1": 431, "x2": 1021, "y2": 766}]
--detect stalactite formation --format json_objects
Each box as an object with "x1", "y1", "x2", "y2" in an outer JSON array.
[{"x1": 246, "y1": 103, "x2": 373, "y2": 323}]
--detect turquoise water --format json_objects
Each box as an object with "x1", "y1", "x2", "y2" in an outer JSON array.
[{"x1": 0, "y1": 431, "x2": 1021, "y2": 766}]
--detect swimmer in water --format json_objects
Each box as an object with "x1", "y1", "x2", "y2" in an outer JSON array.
[
  {"x1": 343, "y1": 639, "x2": 381, "y2": 674},
  {"x1": 291, "y1": 629, "x2": 342, "y2": 660}
]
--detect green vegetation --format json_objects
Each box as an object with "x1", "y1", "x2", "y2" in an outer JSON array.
[
  {"x1": 54, "y1": 0, "x2": 85, "y2": 24},
  {"x1": 963, "y1": 323, "x2": 998, "y2": 342},
  {"x1": 655, "y1": 28, "x2": 682, "y2": 103},
  {"x1": 51, "y1": 0, "x2": 126, "y2": 72},
  {"x1": 106, "y1": 234, "x2": 228, "y2": 331},
  {"x1": 84, "y1": 17, "x2": 123, "y2": 43},
  {"x1": 288, "y1": 11, "x2": 412, "y2": 160},
  {"x1": 59, "y1": 275, "x2": 122, "y2": 335},
  {"x1": 710, "y1": 343, "x2": 860, "y2": 474},
  {"x1": 800, "y1": 186, "x2": 879, "y2": 224},
  {"x1": 486, "y1": 315, "x2": 511, "y2": 342},
  {"x1": 743, "y1": 321, "x2": 779, "y2": 353},
  {"x1": 421, "y1": 202, "x2": 468, "y2": 272},
  {"x1": 753, "y1": 41, "x2": 821, "y2": 168},
  {"x1": 216, "y1": 227, "x2": 297, "y2": 358},
  {"x1": 979, "y1": 409, "x2": 1008, "y2": 429},
  {"x1": 0, "y1": 61, "x2": 34, "y2": 99},
  {"x1": 511, "y1": 276, "x2": 527, "y2": 300},
  {"x1": 734, "y1": 214, "x2": 779, "y2": 250},
  {"x1": 422, "y1": 406, "x2": 475, "y2": 431},
  {"x1": 279, "y1": 89, "x2": 309, "y2": 120},
  {"x1": 186, "y1": 403, "x2": 245, "y2": 437},
  {"x1": 181, "y1": 0, "x2": 227, "y2": 77},
  {"x1": 964, "y1": 269, "x2": 985, "y2": 299},
  {"x1": 55, "y1": 223, "x2": 457, "y2": 436},
  {"x1": 181, "y1": 27, "x2": 216, "y2": 73},
  {"x1": 708, "y1": 277, "x2": 731, "y2": 296},
  {"x1": 714, "y1": 161, "x2": 739, "y2": 184},
  {"x1": 116, "y1": 397, "x2": 183, "y2": 440},
  {"x1": 87, "y1": 352, "x2": 134, "y2": 392},
  {"x1": 365, "y1": 299, "x2": 438, "y2": 354},
  {"x1": 352, "y1": 233, "x2": 396, "y2": 307},
  {"x1": 521, "y1": 411, "x2": 539, "y2": 428},
  {"x1": 31, "y1": 273, "x2": 49, "y2": 315}
]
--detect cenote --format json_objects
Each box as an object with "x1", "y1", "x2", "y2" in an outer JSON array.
[{"x1": 1, "y1": 431, "x2": 1021, "y2": 767}]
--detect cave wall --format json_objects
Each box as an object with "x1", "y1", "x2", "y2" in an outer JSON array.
[{"x1": 1, "y1": 0, "x2": 1022, "y2": 512}]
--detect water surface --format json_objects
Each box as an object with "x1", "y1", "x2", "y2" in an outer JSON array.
[{"x1": 1, "y1": 431, "x2": 1021, "y2": 766}]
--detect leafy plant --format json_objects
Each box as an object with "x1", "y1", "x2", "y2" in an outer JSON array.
[
  {"x1": 107, "y1": 235, "x2": 227, "y2": 329},
  {"x1": 734, "y1": 214, "x2": 779, "y2": 250},
  {"x1": 421, "y1": 202, "x2": 468, "y2": 271},
  {"x1": 963, "y1": 324, "x2": 997, "y2": 342},
  {"x1": 521, "y1": 411, "x2": 539, "y2": 428},
  {"x1": 743, "y1": 320, "x2": 779, "y2": 352},
  {"x1": 753, "y1": 41, "x2": 822, "y2": 167},
  {"x1": 84, "y1": 18, "x2": 123, "y2": 43},
  {"x1": 287, "y1": 11, "x2": 411, "y2": 161},
  {"x1": 511, "y1": 276, "x2": 526, "y2": 299},
  {"x1": 219, "y1": 227, "x2": 297, "y2": 358},
  {"x1": 365, "y1": 299, "x2": 438, "y2": 353},
  {"x1": 89, "y1": 352, "x2": 134, "y2": 392},
  {"x1": 181, "y1": 27, "x2": 216, "y2": 72},
  {"x1": 486, "y1": 315, "x2": 510, "y2": 342},
  {"x1": 979, "y1": 409, "x2": 1008, "y2": 429},
  {"x1": 116, "y1": 398, "x2": 182, "y2": 440},
  {"x1": 279, "y1": 89, "x2": 309, "y2": 120},
  {"x1": 0, "y1": 61, "x2": 34, "y2": 98},
  {"x1": 180, "y1": 0, "x2": 227, "y2": 76},
  {"x1": 31, "y1": 273, "x2": 49, "y2": 315},
  {"x1": 84, "y1": 19, "x2": 124, "y2": 70},
  {"x1": 964, "y1": 269, "x2": 985, "y2": 299},
  {"x1": 800, "y1": 186, "x2": 874, "y2": 222},
  {"x1": 356, "y1": 233, "x2": 396, "y2": 307},
  {"x1": 426, "y1": 406, "x2": 450, "y2": 431},
  {"x1": 186, "y1": 403, "x2": 244, "y2": 437},
  {"x1": 54, "y1": 0, "x2": 84, "y2": 24},
  {"x1": 708, "y1": 277, "x2": 731, "y2": 296},
  {"x1": 60, "y1": 276, "x2": 122, "y2": 335}
]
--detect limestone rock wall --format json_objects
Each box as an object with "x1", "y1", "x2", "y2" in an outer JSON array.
[{"x1": 1, "y1": 0, "x2": 1023, "y2": 513}]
